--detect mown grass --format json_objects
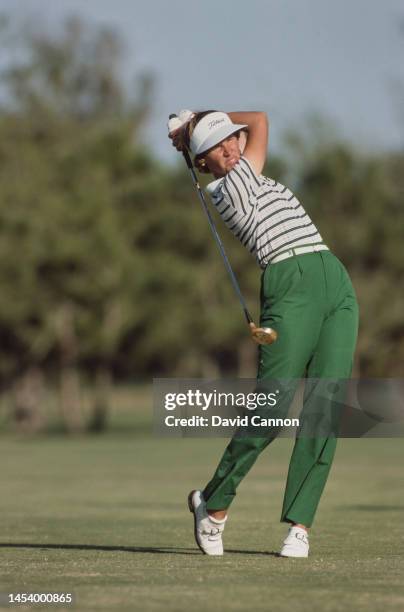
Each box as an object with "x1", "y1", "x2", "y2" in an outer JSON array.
[{"x1": 0, "y1": 386, "x2": 403, "y2": 611}]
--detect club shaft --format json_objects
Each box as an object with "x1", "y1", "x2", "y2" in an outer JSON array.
[{"x1": 182, "y1": 149, "x2": 253, "y2": 325}]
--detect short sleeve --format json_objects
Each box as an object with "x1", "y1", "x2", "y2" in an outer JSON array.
[{"x1": 222, "y1": 156, "x2": 263, "y2": 215}]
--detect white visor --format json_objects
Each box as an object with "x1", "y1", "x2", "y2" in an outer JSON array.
[{"x1": 190, "y1": 112, "x2": 247, "y2": 156}]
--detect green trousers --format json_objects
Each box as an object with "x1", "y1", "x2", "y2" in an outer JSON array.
[{"x1": 202, "y1": 250, "x2": 359, "y2": 527}]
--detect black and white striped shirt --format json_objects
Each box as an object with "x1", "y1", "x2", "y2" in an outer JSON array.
[{"x1": 206, "y1": 156, "x2": 324, "y2": 269}]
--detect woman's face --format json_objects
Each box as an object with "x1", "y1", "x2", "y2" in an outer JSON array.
[{"x1": 204, "y1": 134, "x2": 241, "y2": 178}]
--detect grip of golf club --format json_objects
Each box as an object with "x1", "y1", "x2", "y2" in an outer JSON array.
[
  {"x1": 168, "y1": 114, "x2": 193, "y2": 168},
  {"x1": 168, "y1": 114, "x2": 182, "y2": 133}
]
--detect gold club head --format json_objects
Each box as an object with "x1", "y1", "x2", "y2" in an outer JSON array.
[{"x1": 249, "y1": 322, "x2": 278, "y2": 345}]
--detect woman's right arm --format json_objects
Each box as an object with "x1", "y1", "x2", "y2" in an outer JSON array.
[{"x1": 227, "y1": 111, "x2": 269, "y2": 176}]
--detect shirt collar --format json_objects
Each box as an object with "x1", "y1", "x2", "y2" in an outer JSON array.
[{"x1": 206, "y1": 177, "x2": 224, "y2": 195}]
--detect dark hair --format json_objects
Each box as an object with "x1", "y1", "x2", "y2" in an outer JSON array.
[{"x1": 184, "y1": 110, "x2": 217, "y2": 174}]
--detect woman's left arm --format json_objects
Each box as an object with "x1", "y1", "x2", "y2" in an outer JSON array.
[{"x1": 227, "y1": 111, "x2": 269, "y2": 175}]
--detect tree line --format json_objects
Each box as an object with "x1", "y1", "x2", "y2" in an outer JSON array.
[{"x1": 0, "y1": 16, "x2": 402, "y2": 431}]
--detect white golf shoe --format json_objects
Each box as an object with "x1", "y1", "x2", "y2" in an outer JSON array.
[
  {"x1": 188, "y1": 490, "x2": 227, "y2": 556},
  {"x1": 279, "y1": 525, "x2": 309, "y2": 558}
]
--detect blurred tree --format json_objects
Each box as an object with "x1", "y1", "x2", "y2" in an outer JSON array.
[
  {"x1": 0, "y1": 15, "x2": 403, "y2": 439},
  {"x1": 0, "y1": 15, "x2": 153, "y2": 430},
  {"x1": 283, "y1": 121, "x2": 404, "y2": 376}
]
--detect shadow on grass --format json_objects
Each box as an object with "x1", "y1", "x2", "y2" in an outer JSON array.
[
  {"x1": 0, "y1": 542, "x2": 279, "y2": 556},
  {"x1": 226, "y1": 549, "x2": 279, "y2": 557}
]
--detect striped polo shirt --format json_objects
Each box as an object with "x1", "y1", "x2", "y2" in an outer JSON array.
[{"x1": 206, "y1": 156, "x2": 324, "y2": 269}]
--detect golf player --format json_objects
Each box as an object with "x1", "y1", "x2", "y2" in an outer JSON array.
[{"x1": 169, "y1": 110, "x2": 359, "y2": 557}]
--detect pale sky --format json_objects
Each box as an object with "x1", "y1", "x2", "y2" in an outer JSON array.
[{"x1": 1, "y1": 0, "x2": 403, "y2": 161}]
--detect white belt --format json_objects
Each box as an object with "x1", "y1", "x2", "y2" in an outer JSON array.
[{"x1": 270, "y1": 244, "x2": 329, "y2": 264}]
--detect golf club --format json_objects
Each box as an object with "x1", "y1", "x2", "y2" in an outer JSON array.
[{"x1": 168, "y1": 114, "x2": 277, "y2": 346}]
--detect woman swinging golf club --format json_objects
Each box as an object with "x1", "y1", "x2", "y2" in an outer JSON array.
[{"x1": 169, "y1": 110, "x2": 359, "y2": 558}]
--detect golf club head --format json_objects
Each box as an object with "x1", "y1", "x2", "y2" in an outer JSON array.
[{"x1": 249, "y1": 322, "x2": 278, "y2": 345}]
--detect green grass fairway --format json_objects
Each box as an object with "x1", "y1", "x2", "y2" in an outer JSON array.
[{"x1": 1, "y1": 398, "x2": 404, "y2": 611}]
